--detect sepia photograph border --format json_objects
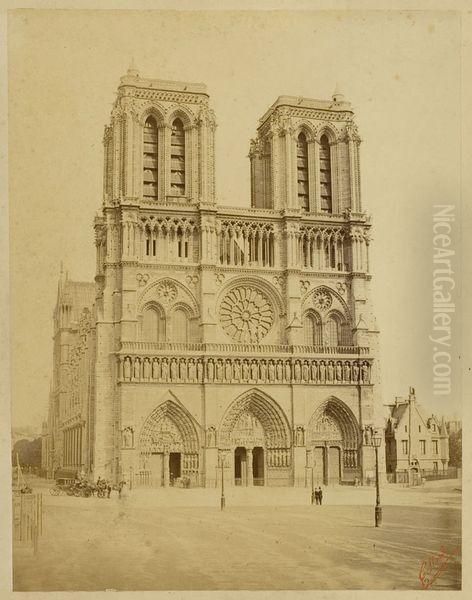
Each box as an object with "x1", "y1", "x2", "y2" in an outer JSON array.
[{"x1": 1, "y1": 0, "x2": 471, "y2": 598}]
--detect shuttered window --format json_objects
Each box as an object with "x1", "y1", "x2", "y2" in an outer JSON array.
[
  {"x1": 297, "y1": 133, "x2": 309, "y2": 211},
  {"x1": 170, "y1": 119, "x2": 185, "y2": 196},
  {"x1": 319, "y1": 134, "x2": 332, "y2": 213},
  {"x1": 143, "y1": 117, "x2": 158, "y2": 198}
]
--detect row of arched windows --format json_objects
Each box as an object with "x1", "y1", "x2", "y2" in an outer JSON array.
[
  {"x1": 144, "y1": 226, "x2": 193, "y2": 261},
  {"x1": 141, "y1": 304, "x2": 197, "y2": 343},
  {"x1": 218, "y1": 229, "x2": 275, "y2": 267},
  {"x1": 296, "y1": 133, "x2": 332, "y2": 213},
  {"x1": 304, "y1": 311, "x2": 351, "y2": 347},
  {"x1": 143, "y1": 305, "x2": 351, "y2": 348},
  {"x1": 143, "y1": 117, "x2": 186, "y2": 199}
]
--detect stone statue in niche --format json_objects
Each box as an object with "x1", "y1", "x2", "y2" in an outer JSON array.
[
  {"x1": 361, "y1": 362, "x2": 370, "y2": 383},
  {"x1": 152, "y1": 358, "x2": 160, "y2": 380},
  {"x1": 242, "y1": 360, "x2": 249, "y2": 381},
  {"x1": 295, "y1": 426, "x2": 305, "y2": 447},
  {"x1": 251, "y1": 360, "x2": 259, "y2": 382},
  {"x1": 133, "y1": 357, "x2": 141, "y2": 380},
  {"x1": 336, "y1": 361, "x2": 343, "y2": 382},
  {"x1": 180, "y1": 358, "x2": 188, "y2": 381},
  {"x1": 276, "y1": 360, "x2": 283, "y2": 382},
  {"x1": 143, "y1": 358, "x2": 150, "y2": 380},
  {"x1": 260, "y1": 360, "x2": 267, "y2": 382},
  {"x1": 319, "y1": 361, "x2": 326, "y2": 383},
  {"x1": 161, "y1": 358, "x2": 169, "y2": 382},
  {"x1": 353, "y1": 361, "x2": 359, "y2": 382},
  {"x1": 206, "y1": 359, "x2": 214, "y2": 382},
  {"x1": 302, "y1": 361, "x2": 310, "y2": 382},
  {"x1": 268, "y1": 360, "x2": 275, "y2": 382},
  {"x1": 363, "y1": 426, "x2": 372, "y2": 445},
  {"x1": 216, "y1": 359, "x2": 224, "y2": 382},
  {"x1": 327, "y1": 361, "x2": 334, "y2": 383},
  {"x1": 225, "y1": 359, "x2": 232, "y2": 382},
  {"x1": 123, "y1": 357, "x2": 131, "y2": 380},
  {"x1": 344, "y1": 361, "x2": 351, "y2": 382},
  {"x1": 206, "y1": 426, "x2": 216, "y2": 448},
  {"x1": 122, "y1": 427, "x2": 133, "y2": 448},
  {"x1": 188, "y1": 359, "x2": 196, "y2": 382},
  {"x1": 311, "y1": 361, "x2": 318, "y2": 383},
  {"x1": 294, "y1": 361, "x2": 301, "y2": 383},
  {"x1": 196, "y1": 359, "x2": 203, "y2": 382},
  {"x1": 285, "y1": 361, "x2": 291, "y2": 382},
  {"x1": 170, "y1": 359, "x2": 178, "y2": 381},
  {"x1": 233, "y1": 360, "x2": 241, "y2": 382}
]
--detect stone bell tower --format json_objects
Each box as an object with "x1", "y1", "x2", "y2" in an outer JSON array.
[
  {"x1": 249, "y1": 88, "x2": 361, "y2": 213},
  {"x1": 102, "y1": 64, "x2": 216, "y2": 206},
  {"x1": 249, "y1": 88, "x2": 382, "y2": 482},
  {"x1": 92, "y1": 65, "x2": 217, "y2": 478}
]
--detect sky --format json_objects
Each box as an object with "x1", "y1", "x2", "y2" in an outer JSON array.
[{"x1": 7, "y1": 9, "x2": 462, "y2": 430}]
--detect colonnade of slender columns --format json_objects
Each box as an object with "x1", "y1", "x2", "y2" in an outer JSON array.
[{"x1": 63, "y1": 425, "x2": 83, "y2": 468}]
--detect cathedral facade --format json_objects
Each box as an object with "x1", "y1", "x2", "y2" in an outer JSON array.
[{"x1": 45, "y1": 67, "x2": 382, "y2": 488}]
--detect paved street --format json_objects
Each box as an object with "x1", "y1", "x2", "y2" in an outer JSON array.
[{"x1": 13, "y1": 479, "x2": 461, "y2": 591}]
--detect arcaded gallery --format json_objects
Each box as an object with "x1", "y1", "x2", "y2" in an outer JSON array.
[{"x1": 44, "y1": 66, "x2": 382, "y2": 489}]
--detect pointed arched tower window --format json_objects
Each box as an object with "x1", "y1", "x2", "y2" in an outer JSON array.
[
  {"x1": 143, "y1": 117, "x2": 158, "y2": 198},
  {"x1": 319, "y1": 134, "x2": 332, "y2": 213},
  {"x1": 171, "y1": 118, "x2": 185, "y2": 196},
  {"x1": 297, "y1": 132, "x2": 309, "y2": 211}
]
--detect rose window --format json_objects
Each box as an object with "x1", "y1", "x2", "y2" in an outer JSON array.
[
  {"x1": 219, "y1": 286, "x2": 274, "y2": 344},
  {"x1": 312, "y1": 289, "x2": 332, "y2": 311},
  {"x1": 156, "y1": 281, "x2": 177, "y2": 303}
]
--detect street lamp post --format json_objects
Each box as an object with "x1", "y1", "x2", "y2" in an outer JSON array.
[
  {"x1": 311, "y1": 466, "x2": 315, "y2": 505},
  {"x1": 372, "y1": 432, "x2": 382, "y2": 527},
  {"x1": 220, "y1": 453, "x2": 227, "y2": 511}
]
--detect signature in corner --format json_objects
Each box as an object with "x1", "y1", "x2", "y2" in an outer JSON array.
[{"x1": 419, "y1": 545, "x2": 460, "y2": 590}]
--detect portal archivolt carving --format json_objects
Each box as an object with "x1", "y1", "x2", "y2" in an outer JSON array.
[
  {"x1": 219, "y1": 389, "x2": 291, "y2": 450},
  {"x1": 139, "y1": 399, "x2": 199, "y2": 455}
]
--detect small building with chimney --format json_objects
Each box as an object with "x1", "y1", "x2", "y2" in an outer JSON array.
[{"x1": 384, "y1": 387, "x2": 449, "y2": 482}]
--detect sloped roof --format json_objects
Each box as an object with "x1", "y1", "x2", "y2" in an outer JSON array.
[{"x1": 62, "y1": 280, "x2": 95, "y2": 323}]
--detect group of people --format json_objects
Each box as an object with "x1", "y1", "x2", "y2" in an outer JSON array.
[
  {"x1": 96, "y1": 476, "x2": 127, "y2": 498},
  {"x1": 96, "y1": 476, "x2": 112, "y2": 498},
  {"x1": 313, "y1": 486, "x2": 324, "y2": 505}
]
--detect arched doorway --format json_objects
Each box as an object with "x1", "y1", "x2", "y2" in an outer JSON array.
[
  {"x1": 234, "y1": 447, "x2": 246, "y2": 486},
  {"x1": 252, "y1": 447, "x2": 265, "y2": 485},
  {"x1": 219, "y1": 389, "x2": 291, "y2": 487},
  {"x1": 139, "y1": 400, "x2": 200, "y2": 487},
  {"x1": 307, "y1": 397, "x2": 360, "y2": 485}
]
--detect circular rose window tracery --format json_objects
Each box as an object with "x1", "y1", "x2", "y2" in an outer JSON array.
[
  {"x1": 219, "y1": 286, "x2": 274, "y2": 344},
  {"x1": 312, "y1": 289, "x2": 332, "y2": 311}
]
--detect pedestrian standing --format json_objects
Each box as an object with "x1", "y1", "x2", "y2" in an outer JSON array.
[
  {"x1": 118, "y1": 481, "x2": 125, "y2": 498},
  {"x1": 315, "y1": 487, "x2": 320, "y2": 505},
  {"x1": 318, "y1": 487, "x2": 323, "y2": 505}
]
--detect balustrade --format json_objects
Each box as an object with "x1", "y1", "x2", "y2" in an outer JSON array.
[{"x1": 120, "y1": 340, "x2": 369, "y2": 356}]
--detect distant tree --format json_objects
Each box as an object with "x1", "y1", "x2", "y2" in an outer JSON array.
[
  {"x1": 12, "y1": 437, "x2": 42, "y2": 468},
  {"x1": 448, "y1": 429, "x2": 462, "y2": 467}
]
